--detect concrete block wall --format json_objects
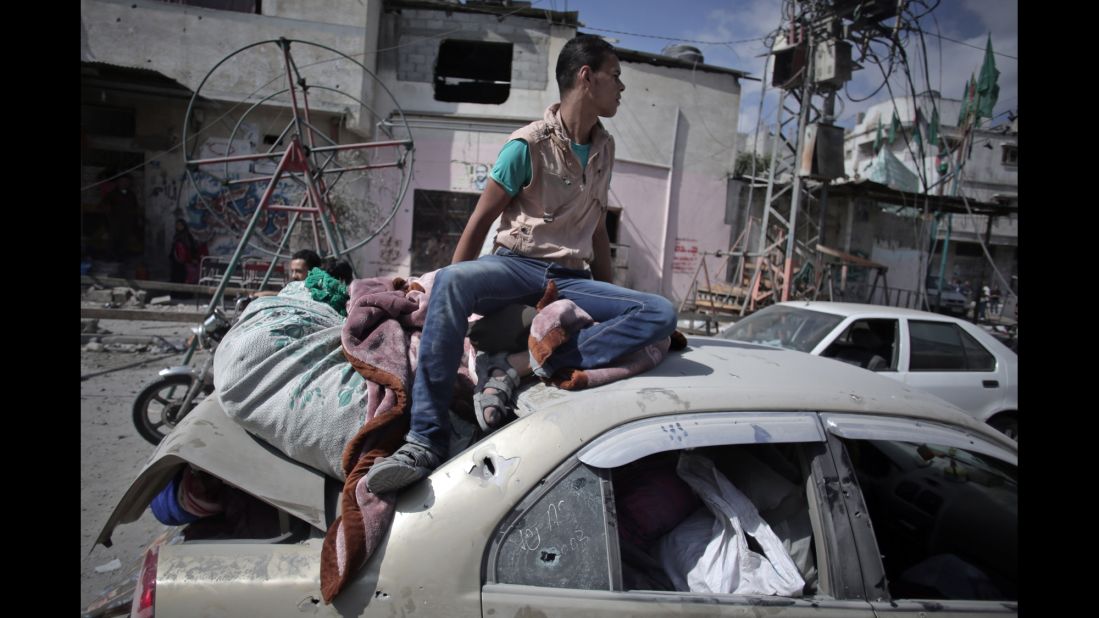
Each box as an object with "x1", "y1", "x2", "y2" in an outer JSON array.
[
  {"x1": 82, "y1": 0, "x2": 368, "y2": 117},
  {"x1": 393, "y1": 7, "x2": 550, "y2": 91}
]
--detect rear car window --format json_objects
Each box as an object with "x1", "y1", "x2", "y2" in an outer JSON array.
[{"x1": 909, "y1": 321, "x2": 996, "y2": 372}]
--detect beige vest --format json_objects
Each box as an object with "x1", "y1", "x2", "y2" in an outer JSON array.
[{"x1": 494, "y1": 104, "x2": 615, "y2": 271}]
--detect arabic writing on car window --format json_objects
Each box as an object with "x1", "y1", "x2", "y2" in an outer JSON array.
[{"x1": 495, "y1": 463, "x2": 610, "y2": 590}]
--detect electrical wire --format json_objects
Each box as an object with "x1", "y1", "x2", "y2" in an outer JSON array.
[
  {"x1": 924, "y1": 30, "x2": 1016, "y2": 60},
  {"x1": 580, "y1": 25, "x2": 765, "y2": 47}
]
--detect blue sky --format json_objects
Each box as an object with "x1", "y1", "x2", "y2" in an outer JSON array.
[{"x1": 551, "y1": 0, "x2": 1017, "y2": 134}]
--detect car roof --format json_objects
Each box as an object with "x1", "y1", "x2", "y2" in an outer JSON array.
[
  {"x1": 765, "y1": 300, "x2": 968, "y2": 321},
  {"x1": 515, "y1": 336, "x2": 1008, "y2": 445}
]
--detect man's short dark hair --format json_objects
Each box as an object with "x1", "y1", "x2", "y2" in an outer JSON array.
[
  {"x1": 321, "y1": 257, "x2": 354, "y2": 284},
  {"x1": 556, "y1": 35, "x2": 617, "y2": 95},
  {"x1": 291, "y1": 249, "x2": 323, "y2": 270}
]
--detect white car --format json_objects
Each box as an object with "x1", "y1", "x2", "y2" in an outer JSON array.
[
  {"x1": 719, "y1": 302, "x2": 1018, "y2": 439},
  {"x1": 87, "y1": 336, "x2": 1017, "y2": 617}
]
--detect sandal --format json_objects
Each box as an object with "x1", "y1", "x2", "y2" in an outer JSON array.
[{"x1": 473, "y1": 351, "x2": 521, "y2": 433}]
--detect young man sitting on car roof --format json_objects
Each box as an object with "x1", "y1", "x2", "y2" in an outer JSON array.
[{"x1": 364, "y1": 35, "x2": 678, "y2": 494}]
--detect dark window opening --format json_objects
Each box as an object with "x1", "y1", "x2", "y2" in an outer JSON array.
[
  {"x1": 156, "y1": 0, "x2": 260, "y2": 13},
  {"x1": 605, "y1": 208, "x2": 620, "y2": 245},
  {"x1": 81, "y1": 150, "x2": 146, "y2": 261},
  {"x1": 434, "y1": 39, "x2": 512, "y2": 104},
  {"x1": 411, "y1": 190, "x2": 479, "y2": 275},
  {"x1": 1001, "y1": 145, "x2": 1018, "y2": 166},
  {"x1": 953, "y1": 242, "x2": 983, "y2": 257},
  {"x1": 81, "y1": 105, "x2": 135, "y2": 138}
]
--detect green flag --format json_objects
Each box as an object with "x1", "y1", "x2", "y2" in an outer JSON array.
[
  {"x1": 874, "y1": 117, "x2": 882, "y2": 152},
  {"x1": 888, "y1": 110, "x2": 900, "y2": 145},
  {"x1": 957, "y1": 77, "x2": 969, "y2": 125},
  {"x1": 929, "y1": 107, "x2": 939, "y2": 148},
  {"x1": 976, "y1": 34, "x2": 1000, "y2": 120}
]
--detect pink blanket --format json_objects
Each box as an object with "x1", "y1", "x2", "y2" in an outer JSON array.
[
  {"x1": 320, "y1": 273, "x2": 474, "y2": 602},
  {"x1": 528, "y1": 280, "x2": 687, "y2": 390},
  {"x1": 320, "y1": 277, "x2": 681, "y2": 601}
]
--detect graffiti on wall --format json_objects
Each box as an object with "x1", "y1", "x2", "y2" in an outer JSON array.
[
  {"x1": 178, "y1": 136, "x2": 302, "y2": 255},
  {"x1": 143, "y1": 124, "x2": 396, "y2": 271},
  {"x1": 377, "y1": 235, "x2": 403, "y2": 265},
  {"x1": 146, "y1": 160, "x2": 180, "y2": 214}
]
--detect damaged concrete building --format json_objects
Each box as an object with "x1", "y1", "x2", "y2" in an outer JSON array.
[
  {"x1": 721, "y1": 90, "x2": 1017, "y2": 314},
  {"x1": 81, "y1": 0, "x2": 750, "y2": 305},
  {"x1": 844, "y1": 92, "x2": 1018, "y2": 301}
]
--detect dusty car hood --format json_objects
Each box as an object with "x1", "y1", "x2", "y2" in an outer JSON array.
[{"x1": 95, "y1": 394, "x2": 330, "y2": 548}]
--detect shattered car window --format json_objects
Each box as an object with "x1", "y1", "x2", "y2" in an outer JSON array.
[
  {"x1": 720, "y1": 306, "x2": 844, "y2": 353},
  {"x1": 495, "y1": 463, "x2": 611, "y2": 590}
]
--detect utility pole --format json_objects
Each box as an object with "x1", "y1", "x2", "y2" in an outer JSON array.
[{"x1": 755, "y1": 0, "x2": 893, "y2": 304}]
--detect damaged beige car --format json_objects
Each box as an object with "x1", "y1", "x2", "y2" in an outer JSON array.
[{"x1": 86, "y1": 337, "x2": 1017, "y2": 617}]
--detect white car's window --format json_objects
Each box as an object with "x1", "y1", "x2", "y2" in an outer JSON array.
[
  {"x1": 959, "y1": 329, "x2": 996, "y2": 371},
  {"x1": 839, "y1": 438, "x2": 1017, "y2": 602},
  {"x1": 909, "y1": 320, "x2": 995, "y2": 372},
  {"x1": 720, "y1": 306, "x2": 844, "y2": 352},
  {"x1": 821, "y1": 319, "x2": 899, "y2": 371}
]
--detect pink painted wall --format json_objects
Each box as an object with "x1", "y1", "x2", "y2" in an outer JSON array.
[
  {"x1": 358, "y1": 130, "x2": 510, "y2": 278},
  {"x1": 359, "y1": 131, "x2": 733, "y2": 309},
  {"x1": 669, "y1": 169, "x2": 733, "y2": 303},
  {"x1": 610, "y1": 161, "x2": 670, "y2": 295}
]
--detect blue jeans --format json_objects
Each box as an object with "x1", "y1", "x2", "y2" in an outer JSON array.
[{"x1": 407, "y1": 248, "x2": 677, "y2": 455}]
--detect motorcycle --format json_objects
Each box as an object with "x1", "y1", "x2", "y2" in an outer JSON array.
[{"x1": 131, "y1": 298, "x2": 249, "y2": 445}]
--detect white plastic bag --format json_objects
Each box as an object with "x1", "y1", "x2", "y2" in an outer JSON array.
[{"x1": 657, "y1": 452, "x2": 806, "y2": 596}]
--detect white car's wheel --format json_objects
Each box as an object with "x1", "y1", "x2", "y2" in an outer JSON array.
[{"x1": 988, "y1": 413, "x2": 1018, "y2": 441}]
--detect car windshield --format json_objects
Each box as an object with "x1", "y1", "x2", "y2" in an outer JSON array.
[{"x1": 720, "y1": 306, "x2": 845, "y2": 352}]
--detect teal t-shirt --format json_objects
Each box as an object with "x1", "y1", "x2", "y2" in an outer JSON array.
[{"x1": 489, "y1": 139, "x2": 592, "y2": 197}]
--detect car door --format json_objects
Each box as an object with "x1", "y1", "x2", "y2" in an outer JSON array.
[
  {"x1": 819, "y1": 414, "x2": 1018, "y2": 616},
  {"x1": 898, "y1": 318, "x2": 1006, "y2": 419},
  {"x1": 481, "y1": 412, "x2": 877, "y2": 617}
]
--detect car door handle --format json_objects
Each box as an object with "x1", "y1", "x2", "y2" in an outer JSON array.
[{"x1": 982, "y1": 380, "x2": 999, "y2": 388}]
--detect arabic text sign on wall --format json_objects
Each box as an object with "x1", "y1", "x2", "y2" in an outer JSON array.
[{"x1": 673, "y1": 238, "x2": 699, "y2": 274}]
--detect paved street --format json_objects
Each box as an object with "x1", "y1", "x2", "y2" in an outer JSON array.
[{"x1": 79, "y1": 313, "x2": 209, "y2": 611}]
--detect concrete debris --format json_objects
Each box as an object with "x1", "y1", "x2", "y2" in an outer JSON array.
[
  {"x1": 84, "y1": 289, "x2": 115, "y2": 303},
  {"x1": 84, "y1": 340, "x2": 104, "y2": 352},
  {"x1": 105, "y1": 287, "x2": 148, "y2": 308},
  {"x1": 93, "y1": 558, "x2": 122, "y2": 573},
  {"x1": 81, "y1": 319, "x2": 110, "y2": 334},
  {"x1": 111, "y1": 287, "x2": 133, "y2": 306},
  {"x1": 149, "y1": 295, "x2": 172, "y2": 305},
  {"x1": 104, "y1": 343, "x2": 149, "y2": 353}
]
